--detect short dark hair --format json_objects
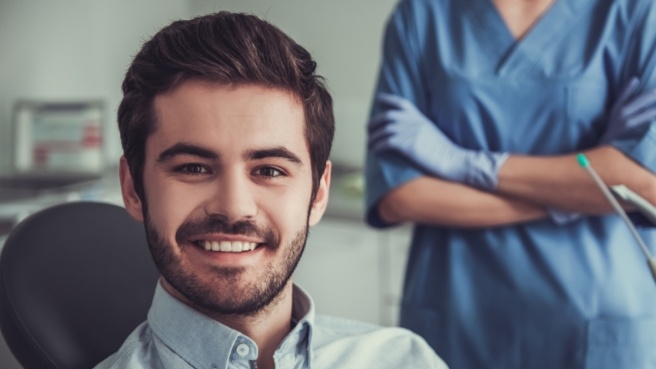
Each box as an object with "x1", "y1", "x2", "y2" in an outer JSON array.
[{"x1": 118, "y1": 12, "x2": 334, "y2": 201}]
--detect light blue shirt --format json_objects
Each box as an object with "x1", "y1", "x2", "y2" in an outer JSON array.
[
  {"x1": 366, "y1": 0, "x2": 656, "y2": 368},
  {"x1": 94, "y1": 283, "x2": 447, "y2": 369}
]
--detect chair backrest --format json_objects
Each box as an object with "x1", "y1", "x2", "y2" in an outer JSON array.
[{"x1": 0, "y1": 201, "x2": 160, "y2": 369}]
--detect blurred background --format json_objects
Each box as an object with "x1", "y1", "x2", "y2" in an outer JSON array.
[
  {"x1": 0, "y1": 0, "x2": 399, "y2": 172},
  {"x1": 0, "y1": 1, "x2": 414, "y2": 367}
]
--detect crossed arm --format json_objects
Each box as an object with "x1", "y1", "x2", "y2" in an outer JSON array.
[
  {"x1": 370, "y1": 84, "x2": 656, "y2": 228},
  {"x1": 378, "y1": 146, "x2": 656, "y2": 228}
]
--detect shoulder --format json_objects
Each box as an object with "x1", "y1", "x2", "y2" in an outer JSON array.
[
  {"x1": 394, "y1": 0, "x2": 448, "y2": 10},
  {"x1": 314, "y1": 314, "x2": 380, "y2": 333},
  {"x1": 93, "y1": 322, "x2": 159, "y2": 369},
  {"x1": 312, "y1": 315, "x2": 448, "y2": 368},
  {"x1": 384, "y1": 0, "x2": 458, "y2": 50},
  {"x1": 390, "y1": 0, "x2": 447, "y2": 23}
]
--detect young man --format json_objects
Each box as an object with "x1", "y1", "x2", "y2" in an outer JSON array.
[{"x1": 94, "y1": 12, "x2": 447, "y2": 369}]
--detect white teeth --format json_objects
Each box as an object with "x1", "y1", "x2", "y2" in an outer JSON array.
[
  {"x1": 200, "y1": 240, "x2": 258, "y2": 252},
  {"x1": 219, "y1": 241, "x2": 231, "y2": 252}
]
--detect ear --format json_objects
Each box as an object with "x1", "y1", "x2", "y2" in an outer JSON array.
[
  {"x1": 308, "y1": 160, "x2": 331, "y2": 226},
  {"x1": 119, "y1": 156, "x2": 144, "y2": 222}
]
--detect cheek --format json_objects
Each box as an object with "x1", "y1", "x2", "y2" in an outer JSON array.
[
  {"x1": 258, "y1": 183, "x2": 312, "y2": 233},
  {"x1": 144, "y1": 177, "x2": 208, "y2": 242}
]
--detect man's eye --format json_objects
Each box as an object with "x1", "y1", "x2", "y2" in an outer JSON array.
[
  {"x1": 255, "y1": 167, "x2": 284, "y2": 178},
  {"x1": 175, "y1": 164, "x2": 208, "y2": 175}
]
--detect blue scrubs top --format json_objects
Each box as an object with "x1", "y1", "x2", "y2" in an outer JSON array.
[{"x1": 365, "y1": 0, "x2": 656, "y2": 368}]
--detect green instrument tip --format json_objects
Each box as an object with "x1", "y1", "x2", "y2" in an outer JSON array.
[{"x1": 577, "y1": 153, "x2": 589, "y2": 168}]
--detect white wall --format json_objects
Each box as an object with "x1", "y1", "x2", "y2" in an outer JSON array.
[
  {"x1": 0, "y1": 0, "x2": 191, "y2": 172},
  {"x1": 190, "y1": 0, "x2": 398, "y2": 168}
]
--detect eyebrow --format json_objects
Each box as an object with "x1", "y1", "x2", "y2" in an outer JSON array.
[
  {"x1": 246, "y1": 147, "x2": 303, "y2": 165},
  {"x1": 156, "y1": 143, "x2": 303, "y2": 165},
  {"x1": 156, "y1": 143, "x2": 218, "y2": 162}
]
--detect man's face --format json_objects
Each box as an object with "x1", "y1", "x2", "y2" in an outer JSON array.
[{"x1": 120, "y1": 81, "x2": 329, "y2": 316}]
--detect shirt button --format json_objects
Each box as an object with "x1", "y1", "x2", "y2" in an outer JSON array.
[{"x1": 236, "y1": 343, "x2": 250, "y2": 356}]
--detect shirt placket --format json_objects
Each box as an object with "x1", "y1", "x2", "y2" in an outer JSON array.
[{"x1": 228, "y1": 336, "x2": 258, "y2": 369}]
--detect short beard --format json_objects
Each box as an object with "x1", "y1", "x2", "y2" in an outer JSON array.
[{"x1": 143, "y1": 210, "x2": 309, "y2": 317}]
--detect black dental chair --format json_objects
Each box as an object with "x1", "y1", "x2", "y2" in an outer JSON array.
[{"x1": 0, "y1": 201, "x2": 159, "y2": 369}]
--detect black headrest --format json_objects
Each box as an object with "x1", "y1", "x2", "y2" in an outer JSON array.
[{"x1": 0, "y1": 201, "x2": 159, "y2": 369}]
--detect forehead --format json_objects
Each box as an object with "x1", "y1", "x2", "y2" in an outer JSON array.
[{"x1": 150, "y1": 81, "x2": 308, "y2": 161}]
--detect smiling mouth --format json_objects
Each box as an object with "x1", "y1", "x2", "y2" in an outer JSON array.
[{"x1": 193, "y1": 240, "x2": 260, "y2": 253}]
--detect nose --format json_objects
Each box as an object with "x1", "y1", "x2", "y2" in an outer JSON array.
[{"x1": 204, "y1": 170, "x2": 257, "y2": 222}]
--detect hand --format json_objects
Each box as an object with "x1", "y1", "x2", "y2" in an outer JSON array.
[
  {"x1": 599, "y1": 77, "x2": 656, "y2": 143},
  {"x1": 549, "y1": 78, "x2": 656, "y2": 225},
  {"x1": 368, "y1": 93, "x2": 508, "y2": 190}
]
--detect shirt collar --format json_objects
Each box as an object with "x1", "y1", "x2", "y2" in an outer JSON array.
[
  {"x1": 276, "y1": 283, "x2": 315, "y2": 367},
  {"x1": 147, "y1": 281, "x2": 316, "y2": 368}
]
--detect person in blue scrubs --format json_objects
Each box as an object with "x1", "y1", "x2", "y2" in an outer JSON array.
[{"x1": 366, "y1": 0, "x2": 656, "y2": 368}]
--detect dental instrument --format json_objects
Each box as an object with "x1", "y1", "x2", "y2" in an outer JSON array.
[
  {"x1": 577, "y1": 153, "x2": 656, "y2": 282},
  {"x1": 609, "y1": 184, "x2": 656, "y2": 225}
]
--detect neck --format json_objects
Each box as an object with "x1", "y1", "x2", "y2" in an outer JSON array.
[
  {"x1": 161, "y1": 279, "x2": 294, "y2": 369},
  {"x1": 492, "y1": 0, "x2": 556, "y2": 39},
  {"x1": 219, "y1": 284, "x2": 294, "y2": 369}
]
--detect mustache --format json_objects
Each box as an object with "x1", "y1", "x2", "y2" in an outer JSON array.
[{"x1": 175, "y1": 215, "x2": 277, "y2": 246}]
